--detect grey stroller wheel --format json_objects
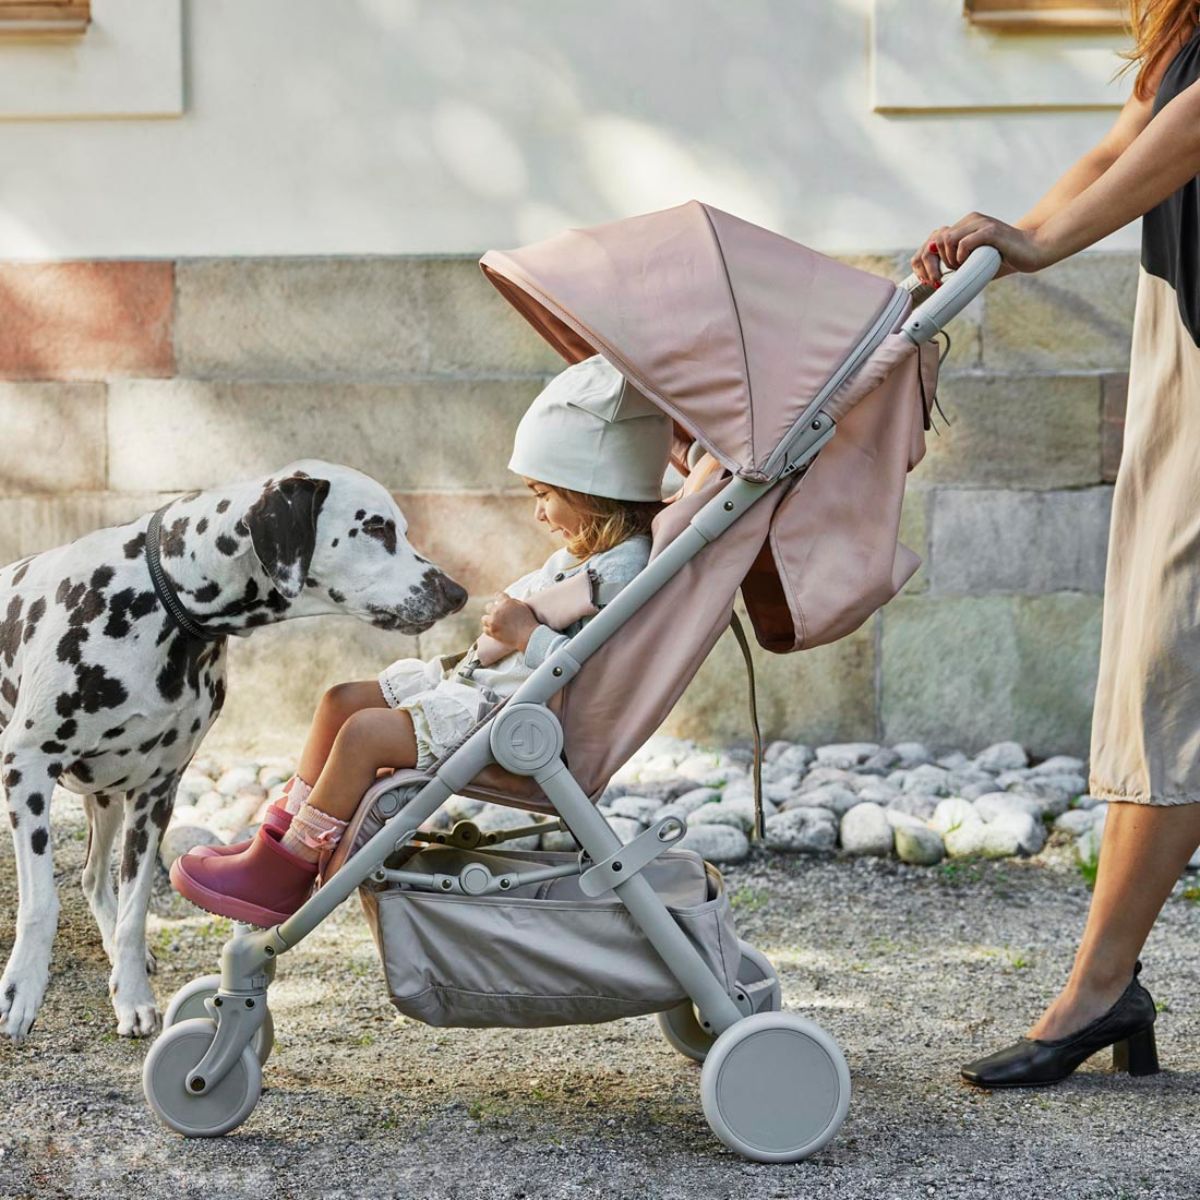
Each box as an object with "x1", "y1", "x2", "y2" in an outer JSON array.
[
  {"x1": 658, "y1": 938, "x2": 781, "y2": 1063},
  {"x1": 143, "y1": 1017, "x2": 262, "y2": 1137},
  {"x1": 700, "y1": 1012, "x2": 850, "y2": 1163},
  {"x1": 163, "y1": 974, "x2": 275, "y2": 1065}
]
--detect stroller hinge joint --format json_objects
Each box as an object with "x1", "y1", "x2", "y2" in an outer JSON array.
[{"x1": 578, "y1": 816, "x2": 687, "y2": 898}]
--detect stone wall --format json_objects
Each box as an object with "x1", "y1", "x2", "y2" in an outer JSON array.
[{"x1": 0, "y1": 252, "x2": 1136, "y2": 758}]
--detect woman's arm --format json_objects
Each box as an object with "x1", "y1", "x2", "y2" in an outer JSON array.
[{"x1": 938, "y1": 77, "x2": 1200, "y2": 274}]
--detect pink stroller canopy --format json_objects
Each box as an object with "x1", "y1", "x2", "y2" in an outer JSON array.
[{"x1": 480, "y1": 200, "x2": 902, "y2": 479}]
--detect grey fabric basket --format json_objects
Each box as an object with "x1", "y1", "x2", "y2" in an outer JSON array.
[{"x1": 358, "y1": 845, "x2": 741, "y2": 1028}]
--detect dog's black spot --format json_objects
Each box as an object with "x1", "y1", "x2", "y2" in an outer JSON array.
[
  {"x1": 121, "y1": 824, "x2": 149, "y2": 881},
  {"x1": 26, "y1": 793, "x2": 44, "y2": 816},
  {"x1": 56, "y1": 719, "x2": 77, "y2": 740},
  {"x1": 328, "y1": 587, "x2": 346, "y2": 604},
  {"x1": 161, "y1": 517, "x2": 189, "y2": 558},
  {"x1": 104, "y1": 588, "x2": 139, "y2": 638},
  {"x1": 22, "y1": 597, "x2": 46, "y2": 643},
  {"x1": 12, "y1": 560, "x2": 31, "y2": 586},
  {"x1": 196, "y1": 517, "x2": 209, "y2": 535},
  {"x1": 7, "y1": 811, "x2": 16, "y2": 830},
  {"x1": 138, "y1": 733, "x2": 162, "y2": 754},
  {"x1": 234, "y1": 518, "x2": 249, "y2": 537},
  {"x1": 116, "y1": 749, "x2": 129, "y2": 758},
  {"x1": 4, "y1": 981, "x2": 14, "y2": 1002},
  {"x1": 57, "y1": 578, "x2": 86, "y2": 611},
  {"x1": 348, "y1": 528, "x2": 358, "y2": 538},
  {"x1": 361, "y1": 515, "x2": 398, "y2": 555},
  {"x1": 75, "y1": 662, "x2": 128, "y2": 713},
  {"x1": 57, "y1": 627, "x2": 89, "y2": 665},
  {"x1": 55, "y1": 691, "x2": 77, "y2": 718},
  {"x1": 23, "y1": 718, "x2": 32, "y2": 729},
  {"x1": 355, "y1": 509, "x2": 366, "y2": 520},
  {"x1": 216, "y1": 498, "x2": 231, "y2": 513},
  {"x1": 216, "y1": 534, "x2": 239, "y2": 556},
  {"x1": 40, "y1": 741, "x2": 65, "y2": 755},
  {"x1": 2, "y1": 767, "x2": 20, "y2": 789},
  {"x1": 304, "y1": 576, "x2": 319, "y2": 589},
  {"x1": 0, "y1": 595, "x2": 24, "y2": 666},
  {"x1": 1, "y1": 678, "x2": 18, "y2": 708},
  {"x1": 123, "y1": 532, "x2": 146, "y2": 559},
  {"x1": 91, "y1": 566, "x2": 115, "y2": 591},
  {"x1": 161, "y1": 728, "x2": 178, "y2": 748},
  {"x1": 102, "y1": 724, "x2": 125, "y2": 740},
  {"x1": 331, "y1": 537, "x2": 339, "y2": 548},
  {"x1": 46, "y1": 761, "x2": 61, "y2": 778},
  {"x1": 181, "y1": 490, "x2": 201, "y2": 502},
  {"x1": 211, "y1": 678, "x2": 226, "y2": 714},
  {"x1": 193, "y1": 581, "x2": 220, "y2": 603},
  {"x1": 151, "y1": 796, "x2": 173, "y2": 832},
  {"x1": 67, "y1": 760, "x2": 94, "y2": 784},
  {"x1": 191, "y1": 717, "x2": 201, "y2": 732},
  {"x1": 30, "y1": 827, "x2": 48, "y2": 855}
]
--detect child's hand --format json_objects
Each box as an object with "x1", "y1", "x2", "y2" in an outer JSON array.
[{"x1": 481, "y1": 592, "x2": 540, "y2": 652}]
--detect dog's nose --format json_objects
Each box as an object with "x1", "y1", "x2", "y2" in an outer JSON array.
[{"x1": 442, "y1": 577, "x2": 468, "y2": 613}]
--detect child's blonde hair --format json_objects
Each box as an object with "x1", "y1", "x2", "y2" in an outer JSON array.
[{"x1": 547, "y1": 485, "x2": 662, "y2": 561}]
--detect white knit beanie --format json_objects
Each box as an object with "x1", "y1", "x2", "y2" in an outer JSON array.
[{"x1": 507, "y1": 355, "x2": 672, "y2": 502}]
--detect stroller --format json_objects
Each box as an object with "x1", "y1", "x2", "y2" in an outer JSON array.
[{"x1": 142, "y1": 201, "x2": 997, "y2": 1162}]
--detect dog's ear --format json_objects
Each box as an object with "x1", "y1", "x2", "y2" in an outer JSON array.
[{"x1": 245, "y1": 473, "x2": 331, "y2": 599}]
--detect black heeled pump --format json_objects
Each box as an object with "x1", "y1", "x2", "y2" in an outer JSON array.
[{"x1": 961, "y1": 961, "x2": 1160, "y2": 1089}]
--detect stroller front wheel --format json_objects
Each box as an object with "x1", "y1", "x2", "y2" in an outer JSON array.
[
  {"x1": 143, "y1": 1018, "x2": 263, "y2": 1137},
  {"x1": 700, "y1": 1012, "x2": 850, "y2": 1163},
  {"x1": 163, "y1": 974, "x2": 275, "y2": 1065},
  {"x1": 657, "y1": 938, "x2": 781, "y2": 1063}
]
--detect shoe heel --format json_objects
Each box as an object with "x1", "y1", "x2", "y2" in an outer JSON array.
[{"x1": 1113, "y1": 1026, "x2": 1159, "y2": 1076}]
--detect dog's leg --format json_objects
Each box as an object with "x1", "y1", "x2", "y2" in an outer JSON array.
[
  {"x1": 80, "y1": 792, "x2": 123, "y2": 966},
  {"x1": 110, "y1": 774, "x2": 177, "y2": 1037},
  {"x1": 0, "y1": 754, "x2": 61, "y2": 1040}
]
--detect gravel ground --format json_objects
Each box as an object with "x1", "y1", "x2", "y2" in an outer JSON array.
[{"x1": 2, "y1": 795, "x2": 1198, "y2": 1200}]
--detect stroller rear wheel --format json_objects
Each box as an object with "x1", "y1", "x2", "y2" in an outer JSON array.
[
  {"x1": 657, "y1": 939, "x2": 780, "y2": 1062},
  {"x1": 700, "y1": 1012, "x2": 850, "y2": 1162},
  {"x1": 143, "y1": 1017, "x2": 263, "y2": 1137},
  {"x1": 163, "y1": 974, "x2": 275, "y2": 1065}
]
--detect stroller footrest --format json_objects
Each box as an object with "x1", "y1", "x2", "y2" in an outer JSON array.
[{"x1": 578, "y1": 815, "x2": 687, "y2": 897}]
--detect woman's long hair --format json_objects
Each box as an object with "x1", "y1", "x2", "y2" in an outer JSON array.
[
  {"x1": 1122, "y1": 1, "x2": 1200, "y2": 98},
  {"x1": 549, "y1": 486, "x2": 662, "y2": 562}
]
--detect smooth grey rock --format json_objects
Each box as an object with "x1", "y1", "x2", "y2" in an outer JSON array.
[
  {"x1": 445, "y1": 794, "x2": 485, "y2": 821},
  {"x1": 1054, "y1": 809, "x2": 1100, "y2": 835},
  {"x1": 1074, "y1": 793, "x2": 1106, "y2": 810},
  {"x1": 974, "y1": 741, "x2": 1029, "y2": 772},
  {"x1": 605, "y1": 817, "x2": 644, "y2": 845},
  {"x1": 974, "y1": 792, "x2": 1043, "y2": 823},
  {"x1": 894, "y1": 824, "x2": 945, "y2": 865},
  {"x1": 1030, "y1": 755, "x2": 1086, "y2": 777},
  {"x1": 764, "y1": 739, "x2": 794, "y2": 764},
  {"x1": 193, "y1": 790, "x2": 226, "y2": 818},
  {"x1": 885, "y1": 807, "x2": 927, "y2": 830},
  {"x1": 1076, "y1": 823, "x2": 1105, "y2": 864},
  {"x1": 862, "y1": 747, "x2": 902, "y2": 774},
  {"x1": 791, "y1": 783, "x2": 860, "y2": 817},
  {"x1": 892, "y1": 741, "x2": 934, "y2": 768},
  {"x1": 995, "y1": 769, "x2": 1033, "y2": 789},
  {"x1": 160, "y1": 825, "x2": 222, "y2": 870},
  {"x1": 815, "y1": 742, "x2": 880, "y2": 769},
  {"x1": 957, "y1": 781, "x2": 996, "y2": 801},
  {"x1": 888, "y1": 793, "x2": 940, "y2": 821},
  {"x1": 678, "y1": 822, "x2": 750, "y2": 864},
  {"x1": 931, "y1": 797, "x2": 982, "y2": 836},
  {"x1": 764, "y1": 807, "x2": 838, "y2": 854},
  {"x1": 690, "y1": 801, "x2": 761, "y2": 833},
  {"x1": 840, "y1": 803, "x2": 894, "y2": 856},
  {"x1": 902, "y1": 764, "x2": 954, "y2": 797},
  {"x1": 176, "y1": 771, "x2": 213, "y2": 803},
  {"x1": 771, "y1": 743, "x2": 816, "y2": 774},
  {"x1": 1013, "y1": 778, "x2": 1074, "y2": 817},
  {"x1": 608, "y1": 795, "x2": 662, "y2": 824},
  {"x1": 856, "y1": 780, "x2": 900, "y2": 805},
  {"x1": 799, "y1": 766, "x2": 860, "y2": 792},
  {"x1": 258, "y1": 765, "x2": 292, "y2": 791},
  {"x1": 674, "y1": 751, "x2": 739, "y2": 782},
  {"x1": 947, "y1": 768, "x2": 996, "y2": 792},
  {"x1": 216, "y1": 766, "x2": 260, "y2": 797},
  {"x1": 625, "y1": 776, "x2": 697, "y2": 803},
  {"x1": 987, "y1": 809, "x2": 1046, "y2": 855},
  {"x1": 936, "y1": 751, "x2": 972, "y2": 771},
  {"x1": 540, "y1": 829, "x2": 579, "y2": 852},
  {"x1": 668, "y1": 787, "x2": 722, "y2": 815}
]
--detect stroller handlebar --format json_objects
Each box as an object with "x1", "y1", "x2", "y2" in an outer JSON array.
[{"x1": 898, "y1": 246, "x2": 1001, "y2": 346}]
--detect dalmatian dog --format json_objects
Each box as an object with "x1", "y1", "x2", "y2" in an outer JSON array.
[{"x1": 0, "y1": 459, "x2": 467, "y2": 1040}]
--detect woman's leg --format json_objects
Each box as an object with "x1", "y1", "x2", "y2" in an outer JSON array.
[
  {"x1": 295, "y1": 681, "x2": 390, "y2": 787},
  {"x1": 1028, "y1": 799, "x2": 1200, "y2": 1039}
]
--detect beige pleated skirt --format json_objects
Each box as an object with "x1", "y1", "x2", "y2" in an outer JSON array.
[{"x1": 1088, "y1": 269, "x2": 1200, "y2": 806}]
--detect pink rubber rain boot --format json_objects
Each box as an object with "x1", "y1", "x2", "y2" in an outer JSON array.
[
  {"x1": 170, "y1": 824, "x2": 319, "y2": 928},
  {"x1": 189, "y1": 775, "x2": 309, "y2": 860}
]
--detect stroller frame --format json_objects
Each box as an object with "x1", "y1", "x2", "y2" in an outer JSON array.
[{"x1": 145, "y1": 242, "x2": 999, "y2": 1161}]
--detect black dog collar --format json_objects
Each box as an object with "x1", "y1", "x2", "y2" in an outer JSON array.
[{"x1": 145, "y1": 504, "x2": 229, "y2": 642}]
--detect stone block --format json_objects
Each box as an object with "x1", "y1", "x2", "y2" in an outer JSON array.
[
  {"x1": 664, "y1": 600, "x2": 876, "y2": 745},
  {"x1": 917, "y1": 373, "x2": 1102, "y2": 488},
  {"x1": 929, "y1": 487, "x2": 1112, "y2": 594},
  {"x1": 0, "y1": 383, "x2": 107, "y2": 496},
  {"x1": 1101, "y1": 373, "x2": 1127, "y2": 484},
  {"x1": 176, "y1": 257, "x2": 563, "y2": 380},
  {"x1": 106, "y1": 378, "x2": 539, "y2": 492},
  {"x1": 0, "y1": 491, "x2": 167, "y2": 566},
  {"x1": 980, "y1": 254, "x2": 1138, "y2": 372},
  {"x1": 898, "y1": 485, "x2": 929, "y2": 595},
  {"x1": 0, "y1": 262, "x2": 174, "y2": 380},
  {"x1": 881, "y1": 593, "x2": 1101, "y2": 757}
]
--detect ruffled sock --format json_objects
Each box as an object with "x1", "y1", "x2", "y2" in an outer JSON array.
[
  {"x1": 279, "y1": 801, "x2": 348, "y2": 866},
  {"x1": 281, "y1": 774, "x2": 314, "y2": 815}
]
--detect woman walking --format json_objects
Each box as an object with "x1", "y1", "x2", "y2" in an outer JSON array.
[{"x1": 910, "y1": 0, "x2": 1200, "y2": 1087}]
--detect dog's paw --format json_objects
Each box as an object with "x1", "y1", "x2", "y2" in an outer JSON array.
[
  {"x1": 110, "y1": 971, "x2": 160, "y2": 1038},
  {"x1": 0, "y1": 968, "x2": 47, "y2": 1041}
]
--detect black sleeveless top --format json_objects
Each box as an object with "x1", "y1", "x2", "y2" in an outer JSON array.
[{"x1": 1141, "y1": 24, "x2": 1200, "y2": 345}]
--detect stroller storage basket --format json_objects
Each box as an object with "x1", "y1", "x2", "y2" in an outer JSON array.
[{"x1": 359, "y1": 845, "x2": 741, "y2": 1028}]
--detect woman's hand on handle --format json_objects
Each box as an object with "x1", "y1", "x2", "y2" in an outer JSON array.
[{"x1": 911, "y1": 214, "x2": 1051, "y2": 286}]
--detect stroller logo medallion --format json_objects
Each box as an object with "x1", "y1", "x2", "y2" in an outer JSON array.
[{"x1": 489, "y1": 703, "x2": 564, "y2": 773}]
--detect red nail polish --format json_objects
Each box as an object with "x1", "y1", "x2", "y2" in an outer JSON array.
[{"x1": 928, "y1": 243, "x2": 938, "y2": 252}]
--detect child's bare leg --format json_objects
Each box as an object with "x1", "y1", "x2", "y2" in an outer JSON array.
[
  {"x1": 296, "y1": 681, "x2": 389, "y2": 786},
  {"x1": 297, "y1": 708, "x2": 419, "y2": 824}
]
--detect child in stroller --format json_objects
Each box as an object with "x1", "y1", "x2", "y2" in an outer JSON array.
[{"x1": 169, "y1": 354, "x2": 674, "y2": 928}]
